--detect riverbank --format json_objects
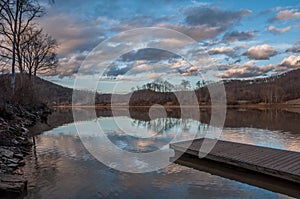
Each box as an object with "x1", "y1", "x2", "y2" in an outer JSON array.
[
  {"x1": 54, "y1": 103, "x2": 300, "y2": 110},
  {"x1": 0, "y1": 102, "x2": 51, "y2": 198}
]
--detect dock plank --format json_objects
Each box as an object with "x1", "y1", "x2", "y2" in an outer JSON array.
[
  {"x1": 170, "y1": 138, "x2": 300, "y2": 183},
  {"x1": 265, "y1": 156, "x2": 300, "y2": 170}
]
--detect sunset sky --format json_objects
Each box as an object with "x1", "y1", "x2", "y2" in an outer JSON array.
[{"x1": 39, "y1": 0, "x2": 300, "y2": 93}]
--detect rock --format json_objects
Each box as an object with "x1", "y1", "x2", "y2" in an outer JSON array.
[
  {"x1": 7, "y1": 164, "x2": 18, "y2": 168},
  {"x1": 0, "y1": 174, "x2": 27, "y2": 197},
  {"x1": 13, "y1": 154, "x2": 24, "y2": 160},
  {"x1": 13, "y1": 169, "x2": 23, "y2": 175},
  {"x1": 21, "y1": 127, "x2": 29, "y2": 134},
  {"x1": 20, "y1": 149, "x2": 29, "y2": 155},
  {"x1": 17, "y1": 137, "x2": 26, "y2": 142},
  {"x1": 21, "y1": 131, "x2": 28, "y2": 137},
  {"x1": 8, "y1": 158, "x2": 20, "y2": 164},
  {"x1": 12, "y1": 140, "x2": 19, "y2": 145},
  {"x1": 2, "y1": 121, "x2": 8, "y2": 125},
  {"x1": 8, "y1": 126, "x2": 17, "y2": 132},
  {"x1": 0, "y1": 148, "x2": 14, "y2": 159},
  {"x1": 18, "y1": 160, "x2": 25, "y2": 167},
  {"x1": 1, "y1": 157, "x2": 7, "y2": 162}
]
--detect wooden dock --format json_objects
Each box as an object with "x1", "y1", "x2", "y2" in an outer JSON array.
[{"x1": 170, "y1": 138, "x2": 300, "y2": 184}]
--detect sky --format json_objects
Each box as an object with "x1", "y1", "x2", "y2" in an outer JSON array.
[{"x1": 37, "y1": 0, "x2": 300, "y2": 93}]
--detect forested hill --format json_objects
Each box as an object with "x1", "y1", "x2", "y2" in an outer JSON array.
[
  {"x1": 131, "y1": 69, "x2": 300, "y2": 105},
  {"x1": 0, "y1": 69, "x2": 299, "y2": 106},
  {"x1": 222, "y1": 69, "x2": 300, "y2": 104},
  {"x1": 130, "y1": 69, "x2": 300, "y2": 106},
  {"x1": 0, "y1": 74, "x2": 73, "y2": 105}
]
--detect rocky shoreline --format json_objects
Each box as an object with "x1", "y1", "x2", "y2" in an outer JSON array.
[{"x1": 0, "y1": 103, "x2": 51, "y2": 198}]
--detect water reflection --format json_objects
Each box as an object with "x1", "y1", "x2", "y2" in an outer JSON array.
[
  {"x1": 23, "y1": 108, "x2": 300, "y2": 199},
  {"x1": 24, "y1": 125, "x2": 290, "y2": 199},
  {"x1": 40, "y1": 114, "x2": 300, "y2": 152},
  {"x1": 31, "y1": 107, "x2": 300, "y2": 136}
]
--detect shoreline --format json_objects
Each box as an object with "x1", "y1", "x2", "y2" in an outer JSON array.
[
  {"x1": 53, "y1": 103, "x2": 300, "y2": 115},
  {"x1": 53, "y1": 103, "x2": 300, "y2": 109},
  {"x1": 0, "y1": 103, "x2": 51, "y2": 198}
]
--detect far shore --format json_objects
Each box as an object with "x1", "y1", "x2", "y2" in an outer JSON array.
[{"x1": 52, "y1": 103, "x2": 300, "y2": 109}]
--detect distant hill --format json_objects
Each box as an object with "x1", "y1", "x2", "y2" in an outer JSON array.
[
  {"x1": 0, "y1": 74, "x2": 113, "y2": 105},
  {"x1": 0, "y1": 74, "x2": 73, "y2": 105},
  {"x1": 221, "y1": 68, "x2": 300, "y2": 104},
  {"x1": 1, "y1": 68, "x2": 299, "y2": 106},
  {"x1": 130, "y1": 68, "x2": 300, "y2": 106}
]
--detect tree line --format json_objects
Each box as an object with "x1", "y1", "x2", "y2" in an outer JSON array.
[
  {"x1": 0, "y1": 0, "x2": 58, "y2": 94},
  {"x1": 132, "y1": 78, "x2": 210, "y2": 92}
]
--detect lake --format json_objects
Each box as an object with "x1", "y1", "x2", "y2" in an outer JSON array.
[{"x1": 23, "y1": 108, "x2": 300, "y2": 199}]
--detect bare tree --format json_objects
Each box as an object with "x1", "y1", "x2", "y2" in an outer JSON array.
[
  {"x1": 21, "y1": 26, "x2": 58, "y2": 77},
  {"x1": 0, "y1": 1, "x2": 8, "y2": 13},
  {"x1": 163, "y1": 80, "x2": 174, "y2": 92},
  {"x1": 0, "y1": 0, "x2": 44, "y2": 93},
  {"x1": 180, "y1": 79, "x2": 191, "y2": 90}
]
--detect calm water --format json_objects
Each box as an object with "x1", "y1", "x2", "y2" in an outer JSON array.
[{"x1": 23, "y1": 108, "x2": 300, "y2": 199}]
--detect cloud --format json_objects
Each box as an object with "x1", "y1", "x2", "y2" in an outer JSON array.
[
  {"x1": 267, "y1": 25, "x2": 291, "y2": 34},
  {"x1": 109, "y1": 15, "x2": 171, "y2": 33},
  {"x1": 216, "y1": 61, "x2": 273, "y2": 78},
  {"x1": 286, "y1": 41, "x2": 300, "y2": 53},
  {"x1": 157, "y1": 23, "x2": 224, "y2": 41},
  {"x1": 47, "y1": 53, "x2": 87, "y2": 77},
  {"x1": 279, "y1": 55, "x2": 300, "y2": 68},
  {"x1": 39, "y1": 4, "x2": 254, "y2": 78},
  {"x1": 273, "y1": 9, "x2": 300, "y2": 21},
  {"x1": 120, "y1": 48, "x2": 179, "y2": 62},
  {"x1": 208, "y1": 46, "x2": 236, "y2": 57},
  {"x1": 104, "y1": 64, "x2": 133, "y2": 77},
  {"x1": 236, "y1": 44, "x2": 249, "y2": 49},
  {"x1": 38, "y1": 13, "x2": 105, "y2": 56},
  {"x1": 102, "y1": 57, "x2": 189, "y2": 78},
  {"x1": 222, "y1": 31, "x2": 256, "y2": 42},
  {"x1": 185, "y1": 6, "x2": 251, "y2": 27},
  {"x1": 177, "y1": 65, "x2": 200, "y2": 76},
  {"x1": 38, "y1": 1, "x2": 297, "y2": 81},
  {"x1": 173, "y1": 6, "x2": 252, "y2": 41},
  {"x1": 100, "y1": 54, "x2": 212, "y2": 79},
  {"x1": 243, "y1": 44, "x2": 278, "y2": 60}
]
